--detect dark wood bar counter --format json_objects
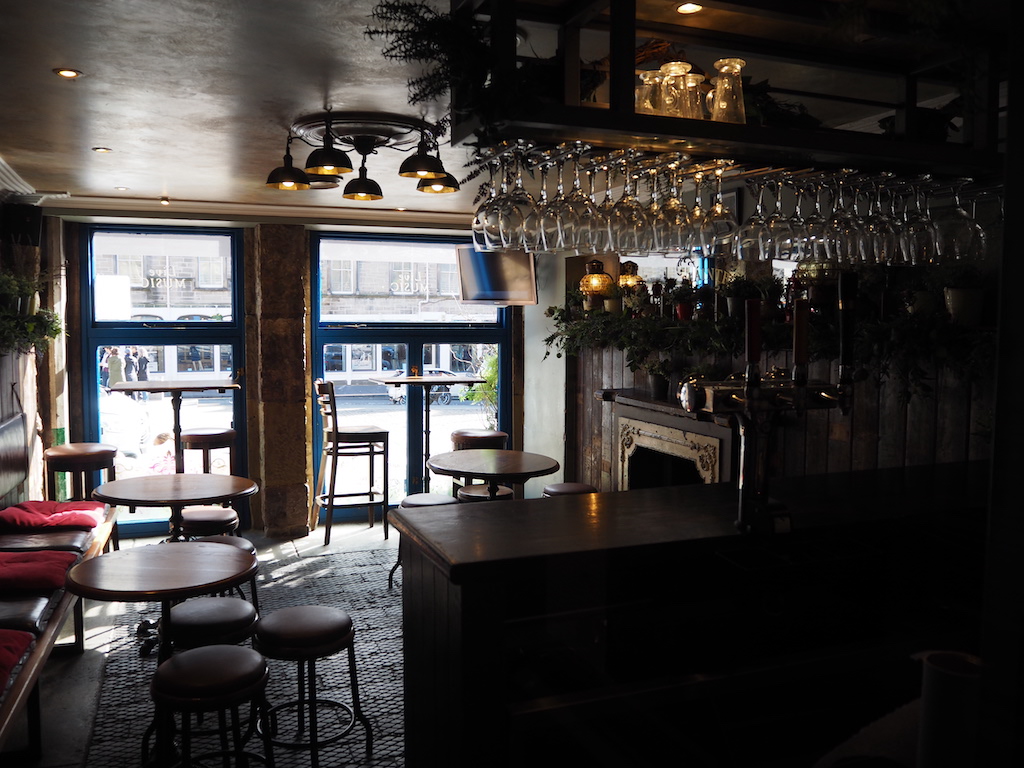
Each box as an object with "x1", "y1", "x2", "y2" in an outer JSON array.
[{"x1": 391, "y1": 463, "x2": 988, "y2": 767}]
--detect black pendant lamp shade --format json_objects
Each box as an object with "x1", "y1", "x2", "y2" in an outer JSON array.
[
  {"x1": 343, "y1": 162, "x2": 384, "y2": 200},
  {"x1": 304, "y1": 124, "x2": 354, "y2": 176},
  {"x1": 416, "y1": 172, "x2": 460, "y2": 194},
  {"x1": 399, "y1": 137, "x2": 446, "y2": 179},
  {"x1": 265, "y1": 137, "x2": 311, "y2": 190}
]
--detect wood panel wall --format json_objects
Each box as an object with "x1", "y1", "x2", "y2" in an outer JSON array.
[{"x1": 571, "y1": 346, "x2": 994, "y2": 491}]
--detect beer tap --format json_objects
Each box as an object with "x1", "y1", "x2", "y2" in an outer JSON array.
[{"x1": 679, "y1": 280, "x2": 855, "y2": 534}]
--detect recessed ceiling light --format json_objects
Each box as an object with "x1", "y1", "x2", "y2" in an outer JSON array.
[
  {"x1": 114, "y1": 186, "x2": 129, "y2": 191},
  {"x1": 53, "y1": 68, "x2": 83, "y2": 79},
  {"x1": 676, "y1": 3, "x2": 703, "y2": 13},
  {"x1": 159, "y1": 196, "x2": 170, "y2": 205},
  {"x1": 91, "y1": 147, "x2": 113, "y2": 153}
]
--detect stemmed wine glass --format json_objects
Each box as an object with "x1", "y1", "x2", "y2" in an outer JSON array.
[
  {"x1": 659, "y1": 166, "x2": 690, "y2": 253},
  {"x1": 862, "y1": 178, "x2": 899, "y2": 264},
  {"x1": 734, "y1": 176, "x2": 770, "y2": 262},
  {"x1": 493, "y1": 154, "x2": 525, "y2": 249},
  {"x1": 590, "y1": 162, "x2": 617, "y2": 253},
  {"x1": 802, "y1": 177, "x2": 831, "y2": 265},
  {"x1": 825, "y1": 177, "x2": 866, "y2": 265},
  {"x1": 609, "y1": 151, "x2": 648, "y2": 254},
  {"x1": 899, "y1": 176, "x2": 938, "y2": 265},
  {"x1": 644, "y1": 168, "x2": 670, "y2": 253},
  {"x1": 506, "y1": 146, "x2": 541, "y2": 251},
  {"x1": 786, "y1": 178, "x2": 812, "y2": 263},
  {"x1": 563, "y1": 144, "x2": 597, "y2": 253},
  {"x1": 764, "y1": 177, "x2": 794, "y2": 261},
  {"x1": 699, "y1": 165, "x2": 739, "y2": 256},
  {"x1": 934, "y1": 178, "x2": 981, "y2": 262}
]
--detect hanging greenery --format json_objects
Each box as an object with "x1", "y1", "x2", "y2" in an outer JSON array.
[{"x1": 0, "y1": 269, "x2": 62, "y2": 355}]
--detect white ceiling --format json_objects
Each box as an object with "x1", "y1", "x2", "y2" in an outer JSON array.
[{"x1": 0, "y1": 1, "x2": 1006, "y2": 228}]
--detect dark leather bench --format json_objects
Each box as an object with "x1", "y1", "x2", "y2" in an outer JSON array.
[{"x1": 0, "y1": 504, "x2": 116, "y2": 758}]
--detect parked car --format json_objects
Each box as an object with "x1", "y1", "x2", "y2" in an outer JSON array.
[{"x1": 384, "y1": 369, "x2": 470, "y2": 406}]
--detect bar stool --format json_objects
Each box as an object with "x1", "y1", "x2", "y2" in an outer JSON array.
[
  {"x1": 388, "y1": 493, "x2": 459, "y2": 588},
  {"x1": 43, "y1": 442, "x2": 118, "y2": 548},
  {"x1": 542, "y1": 482, "x2": 598, "y2": 497},
  {"x1": 167, "y1": 596, "x2": 259, "y2": 651},
  {"x1": 312, "y1": 379, "x2": 389, "y2": 544},
  {"x1": 181, "y1": 505, "x2": 241, "y2": 539},
  {"x1": 450, "y1": 428, "x2": 508, "y2": 451},
  {"x1": 144, "y1": 644, "x2": 275, "y2": 767},
  {"x1": 253, "y1": 605, "x2": 372, "y2": 767},
  {"x1": 181, "y1": 427, "x2": 237, "y2": 474},
  {"x1": 195, "y1": 534, "x2": 261, "y2": 611},
  {"x1": 448, "y1": 429, "x2": 508, "y2": 494},
  {"x1": 456, "y1": 484, "x2": 514, "y2": 502}
]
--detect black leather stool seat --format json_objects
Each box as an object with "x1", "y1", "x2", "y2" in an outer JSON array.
[
  {"x1": 450, "y1": 429, "x2": 508, "y2": 450},
  {"x1": 181, "y1": 505, "x2": 240, "y2": 538},
  {"x1": 255, "y1": 606, "x2": 353, "y2": 661},
  {"x1": 146, "y1": 644, "x2": 275, "y2": 767},
  {"x1": 399, "y1": 493, "x2": 458, "y2": 507},
  {"x1": 169, "y1": 597, "x2": 258, "y2": 650},
  {"x1": 457, "y1": 484, "x2": 514, "y2": 502},
  {"x1": 192, "y1": 535, "x2": 261, "y2": 610},
  {"x1": 151, "y1": 645, "x2": 268, "y2": 709},
  {"x1": 542, "y1": 482, "x2": 598, "y2": 497}
]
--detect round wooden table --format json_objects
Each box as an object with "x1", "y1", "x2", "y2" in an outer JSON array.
[
  {"x1": 65, "y1": 541, "x2": 258, "y2": 660},
  {"x1": 66, "y1": 541, "x2": 259, "y2": 760},
  {"x1": 426, "y1": 449, "x2": 560, "y2": 500},
  {"x1": 92, "y1": 473, "x2": 258, "y2": 541}
]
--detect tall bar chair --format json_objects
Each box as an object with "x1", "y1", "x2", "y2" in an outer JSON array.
[
  {"x1": 312, "y1": 379, "x2": 389, "y2": 544},
  {"x1": 179, "y1": 427, "x2": 243, "y2": 539},
  {"x1": 43, "y1": 442, "x2": 119, "y2": 548}
]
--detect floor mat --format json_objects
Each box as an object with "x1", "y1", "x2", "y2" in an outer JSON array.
[{"x1": 85, "y1": 547, "x2": 404, "y2": 767}]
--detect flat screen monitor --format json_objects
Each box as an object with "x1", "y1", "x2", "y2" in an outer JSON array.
[{"x1": 456, "y1": 246, "x2": 538, "y2": 306}]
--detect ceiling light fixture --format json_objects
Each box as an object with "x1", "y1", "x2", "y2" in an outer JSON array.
[
  {"x1": 159, "y1": 196, "x2": 170, "y2": 206},
  {"x1": 53, "y1": 68, "x2": 83, "y2": 79},
  {"x1": 91, "y1": 147, "x2": 113, "y2": 153},
  {"x1": 676, "y1": 3, "x2": 703, "y2": 13},
  {"x1": 269, "y1": 111, "x2": 459, "y2": 201},
  {"x1": 265, "y1": 136, "x2": 311, "y2": 190}
]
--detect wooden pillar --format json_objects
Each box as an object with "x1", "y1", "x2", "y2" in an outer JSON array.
[{"x1": 246, "y1": 223, "x2": 313, "y2": 538}]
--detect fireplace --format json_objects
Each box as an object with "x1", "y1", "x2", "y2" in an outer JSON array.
[{"x1": 617, "y1": 415, "x2": 732, "y2": 490}]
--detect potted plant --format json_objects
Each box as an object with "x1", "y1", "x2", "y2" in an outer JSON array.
[
  {"x1": 0, "y1": 269, "x2": 62, "y2": 355},
  {"x1": 669, "y1": 279, "x2": 695, "y2": 321},
  {"x1": 640, "y1": 356, "x2": 672, "y2": 400},
  {"x1": 716, "y1": 274, "x2": 762, "y2": 318}
]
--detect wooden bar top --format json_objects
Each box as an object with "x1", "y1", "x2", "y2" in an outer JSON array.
[{"x1": 390, "y1": 461, "x2": 989, "y2": 584}]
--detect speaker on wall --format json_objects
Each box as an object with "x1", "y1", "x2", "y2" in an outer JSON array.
[{"x1": 0, "y1": 204, "x2": 43, "y2": 247}]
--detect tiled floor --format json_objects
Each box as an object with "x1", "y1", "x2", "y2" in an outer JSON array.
[{"x1": 2, "y1": 520, "x2": 398, "y2": 768}]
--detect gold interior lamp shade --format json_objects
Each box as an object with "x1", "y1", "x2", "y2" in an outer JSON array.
[
  {"x1": 580, "y1": 260, "x2": 614, "y2": 297},
  {"x1": 618, "y1": 260, "x2": 644, "y2": 289}
]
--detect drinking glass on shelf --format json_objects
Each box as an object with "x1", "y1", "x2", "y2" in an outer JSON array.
[
  {"x1": 734, "y1": 177, "x2": 770, "y2": 261},
  {"x1": 706, "y1": 58, "x2": 747, "y2": 123},
  {"x1": 635, "y1": 70, "x2": 663, "y2": 114},
  {"x1": 660, "y1": 61, "x2": 692, "y2": 118},
  {"x1": 682, "y1": 73, "x2": 707, "y2": 119}
]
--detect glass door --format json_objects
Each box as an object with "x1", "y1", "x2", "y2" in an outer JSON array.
[
  {"x1": 81, "y1": 227, "x2": 246, "y2": 537},
  {"x1": 313, "y1": 234, "x2": 513, "y2": 506}
]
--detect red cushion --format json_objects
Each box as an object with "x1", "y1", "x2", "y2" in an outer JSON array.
[
  {"x1": 0, "y1": 500, "x2": 105, "y2": 532},
  {"x1": 0, "y1": 551, "x2": 78, "y2": 591},
  {"x1": 0, "y1": 628, "x2": 35, "y2": 686}
]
